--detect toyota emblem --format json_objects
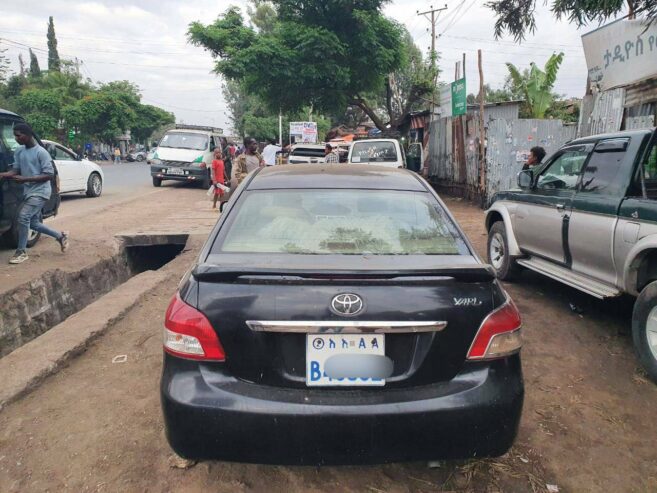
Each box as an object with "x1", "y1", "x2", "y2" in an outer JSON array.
[{"x1": 330, "y1": 293, "x2": 364, "y2": 316}]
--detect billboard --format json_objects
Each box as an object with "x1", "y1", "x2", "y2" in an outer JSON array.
[
  {"x1": 290, "y1": 121, "x2": 318, "y2": 143},
  {"x1": 582, "y1": 19, "x2": 657, "y2": 91}
]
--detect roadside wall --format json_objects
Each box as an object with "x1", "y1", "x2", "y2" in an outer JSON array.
[{"x1": 428, "y1": 116, "x2": 576, "y2": 207}]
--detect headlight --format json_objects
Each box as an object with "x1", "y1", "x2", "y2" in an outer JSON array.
[{"x1": 151, "y1": 158, "x2": 162, "y2": 165}]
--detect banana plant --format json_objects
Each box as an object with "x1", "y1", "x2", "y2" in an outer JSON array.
[{"x1": 506, "y1": 52, "x2": 564, "y2": 119}]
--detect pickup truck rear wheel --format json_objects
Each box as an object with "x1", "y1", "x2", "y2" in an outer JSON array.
[
  {"x1": 632, "y1": 281, "x2": 657, "y2": 383},
  {"x1": 487, "y1": 222, "x2": 521, "y2": 281}
]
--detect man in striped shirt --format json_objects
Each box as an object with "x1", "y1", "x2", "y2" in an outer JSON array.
[{"x1": 324, "y1": 143, "x2": 340, "y2": 164}]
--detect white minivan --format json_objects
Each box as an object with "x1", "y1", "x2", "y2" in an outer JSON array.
[
  {"x1": 347, "y1": 138, "x2": 424, "y2": 172},
  {"x1": 150, "y1": 125, "x2": 224, "y2": 188}
]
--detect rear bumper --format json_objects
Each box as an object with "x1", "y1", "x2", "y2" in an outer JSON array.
[{"x1": 161, "y1": 354, "x2": 524, "y2": 465}]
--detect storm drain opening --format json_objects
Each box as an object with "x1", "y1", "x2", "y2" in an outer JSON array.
[{"x1": 0, "y1": 233, "x2": 189, "y2": 358}]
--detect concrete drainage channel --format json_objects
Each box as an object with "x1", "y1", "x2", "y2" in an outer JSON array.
[
  {"x1": 0, "y1": 233, "x2": 191, "y2": 410},
  {"x1": 0, "y1": 234, "x2": 188, "y2": 357}
]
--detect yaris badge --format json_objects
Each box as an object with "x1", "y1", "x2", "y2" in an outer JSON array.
[{"x1": 331, "y1": 294, "x2": 364, "y2": 316}]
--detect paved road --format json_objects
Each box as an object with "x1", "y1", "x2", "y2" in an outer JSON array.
[{"x1": 56, "y1": 161, "x2": 199, "y2": 221}]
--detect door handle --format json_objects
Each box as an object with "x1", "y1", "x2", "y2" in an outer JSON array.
[{"x1": 556, "y1": 203, "x2": 565, "y2": 211}]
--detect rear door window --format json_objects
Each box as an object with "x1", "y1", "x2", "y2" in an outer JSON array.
[
  {"x1": 578, "y1": 139, "x2": 629, "y2": 195},
  {"x1": 290, "y1": 147, "x2": 324, "y2": 158},
  {"x1": 0, "y1": 118, "x2": 20, "y2": 170},
  {"x1": 214, "y1": 189, "x2": 469, "y2": 255}
]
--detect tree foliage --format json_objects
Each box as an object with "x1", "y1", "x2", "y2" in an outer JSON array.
[
  {"x1": 0, "y1": 48, "x2": 9, "y2": 83},
  {"x1": 189, "y1": 0, "x2": 433, "y2": 132},
  {"x1": 506, "y1": 52, "x2": 564, "y2": 118},
  {"x1": 487, "y1": 0, "x2": 656, "y2": 41},
  {"x1": 29, "y1": 49, "x2": 40, "y2": 77},
  {"x1": 47, "y1": 16, "x2": 61, "y2": 72}
]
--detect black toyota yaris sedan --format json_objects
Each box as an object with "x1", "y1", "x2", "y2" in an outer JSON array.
[{"x1": 161, "y1": 164, "x2": 524, "y2": 465}]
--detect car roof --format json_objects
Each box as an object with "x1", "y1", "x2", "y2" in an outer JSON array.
[
  {"x1": 246, "y1": 164, "x2": 427, "y2": 191},
  {"x1": 567, "y1": 128, "x2": 654, "y2": 145},
  {"x1": 352, "y1": 139, "x2": 398, "y2": 144},
  {"x1": 0, "y1": 108, "x2": 20, "y2": 118},
  {"x1": 165, "y1": 129, "x2": 213, "y2": 135}
]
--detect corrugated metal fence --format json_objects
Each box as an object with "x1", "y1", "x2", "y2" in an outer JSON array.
[{"x1": 428, "y1": 117, "x2": 576, "y2": 207}]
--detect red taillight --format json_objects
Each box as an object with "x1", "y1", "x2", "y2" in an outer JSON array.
[
  {"x1": 467, "y1": 297, "x2": 522, "y2": 360},
  {"x1": 163, "y1": 293, "x2": 225, "y2": 361}
]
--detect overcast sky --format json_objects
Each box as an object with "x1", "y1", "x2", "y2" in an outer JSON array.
[{"x1": 0, "y1": 1, "x2": 626, "y2": 133}]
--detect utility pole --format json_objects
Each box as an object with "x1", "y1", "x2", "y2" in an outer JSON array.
[
  {"x1": 417, "y1": 4, "x2": 448, "y2": 69},
  {"x1": 478, "y1": 49, "x2": 486, "y2": 195}
]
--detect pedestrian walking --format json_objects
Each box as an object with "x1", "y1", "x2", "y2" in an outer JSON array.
[
  {"x1": 262, "y1": 138, "x2": 281, "y2": 166},
  {"x1": 0, "y1": 123, "x2": 69, "y2": 264},
  {"x1": 222, "y1": 138, "x2": 233, "y2": 182},
  {"x1": 114, "y1": 147, "x2": 121, "y2": 164},
  {"x1": 522, "y1": 146, "x2": 546, "y2": 171},
  {"x1": 324, "y1": 143, "x2": 340, "y2": 164},
  {"x1": 210, "y1": 148, "x2": 227, "y2": 211},
  {"x1": 232, "y1": 137, "x2": 264, "y2": 185}
]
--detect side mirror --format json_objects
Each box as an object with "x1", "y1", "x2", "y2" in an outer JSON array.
[{"x1": 517, "y1": 169, "x2": 533, "y2": 189}]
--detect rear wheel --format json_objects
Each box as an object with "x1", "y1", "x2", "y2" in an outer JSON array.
[
  {"x1": 86, "y1": 172, "x2": 102, "y2": 197},
  {"x1": 632, "y1": 281, "x2": 657, "y2": 383},
  {"x1": 136, "y1": 154, "x2": 144, "y2": 162},
  {"x1": 4, "y1": 223, "x2": 40, "y2": 249},
  {"x1": 487, "y1": 222, "x2": 521, "y2": 281},
  {"x1": 152, "y1": 177, "x2": 162, "y2": 187}
]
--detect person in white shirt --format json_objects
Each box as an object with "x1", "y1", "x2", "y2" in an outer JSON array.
[{"x1": 262, "y1": 138, "x2": 282, "y2": 166}]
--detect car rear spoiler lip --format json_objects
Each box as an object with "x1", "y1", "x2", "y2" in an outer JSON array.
[{"x1": 193, "y1": 263, "x2": 496, "y2": 283}]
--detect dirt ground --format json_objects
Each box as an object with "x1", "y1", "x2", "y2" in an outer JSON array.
[{"x1": 0, "y1": 194, "x2": 656, "y2": 492}]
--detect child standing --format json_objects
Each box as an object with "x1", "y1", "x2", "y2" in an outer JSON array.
[{"x1": 211, "y1": 148, "x2": 226, "y2": 210}]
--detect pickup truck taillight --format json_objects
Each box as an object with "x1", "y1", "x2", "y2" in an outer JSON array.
[
  {"x1": 467, "y1": 297, "x2": 522, "y2": 360},
  {"x1": 163, "y1": 293, "x2": 225, "y2": 361}
]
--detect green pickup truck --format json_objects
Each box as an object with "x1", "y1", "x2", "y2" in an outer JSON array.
[{"x1": 485, "y1": 128, "x2": 657, "y2": 382}]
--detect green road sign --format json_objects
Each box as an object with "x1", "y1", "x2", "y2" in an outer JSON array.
[
  {"x1": 451, "y1": 78, "x2": 467, "y2": 116},
  {"x1": 68, "y1": 129, "x2": 75, "y2": 142}
]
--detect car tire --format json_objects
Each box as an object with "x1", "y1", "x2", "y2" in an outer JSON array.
[
  {"x1": 86, "y1": 172, "x2": 103, "y2": 197},
  {"x1": 153, "y1": 177, "x2": 162, "y2": 187},
  {"x1": 632, "y1": 281, "x2": 657, "y2": 384},
  {"x1": 136, "y1": 155, "x2": 144, "y2": 162},
  {"x1": 4, "y1": 222, "x2": 41, "y2": 249},
  {"x1": 487, "y1": 221, "x2": 521, "y2": 281}
]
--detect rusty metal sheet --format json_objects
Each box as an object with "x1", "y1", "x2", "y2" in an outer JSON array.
[
  {"x1": 485, "y1": 119, "x2": 577, "y2": 205},
  {"x1": 626, "y1": 115, "x2": 655, "y2": 130}
]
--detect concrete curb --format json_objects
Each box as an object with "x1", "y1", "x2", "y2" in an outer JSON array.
[{"x1": 0, "y1": 269, "x2": 172, "y2": 412}]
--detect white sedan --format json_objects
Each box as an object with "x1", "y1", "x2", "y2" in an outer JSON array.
[{"x1": 43, "y1": 140, "x2": 104, "y2": 197}]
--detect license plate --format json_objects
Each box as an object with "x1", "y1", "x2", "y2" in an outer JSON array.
[
  {"x1": 167, "y1": 167, "x2": 185, "y2": 175},
  {"x1": 306, "y1": 334, "x2": 385, "y2": 386}
]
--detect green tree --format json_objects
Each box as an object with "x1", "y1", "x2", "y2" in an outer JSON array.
[
  {"x1": 131, "y1": 104, "x2": 175, "y2": 142},
  {"x1": 18, "y1": 53, "x2": 26, "y2": 76},
  {"x1": 0, "y1": 47, "x2": 9, "y2": 83},
  {"x1": 29, "y1": 49, "x2": 41, "y2": 77},
  {"x1": 189, "y1": 1, "x2": 428, "y2": 132},
  {"x1": 506, "y1": 53, "x2": 564, "y2": 118},
  {"x1": 247, "y1": 0, "x2": 277, "y2": 34},
  {"x1": 487, "y1": 0, "x2": 656, "y2": 41},
  {"x1": 47, "y1": 16, "x2": 61, "y2": 72}
]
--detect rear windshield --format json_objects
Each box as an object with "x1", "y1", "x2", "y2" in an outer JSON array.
[
  {"x1": 215, "y1": 189, "x2": 469, "y2": 255},
  {"x1": 350, "y1": 141, "x2": 398, "y2": 163},
  {"x1": 159, "y1": 132, "x2": 208, "y2": 150},
  {"x1": 290, "y1": 147, "x2": 325, "y2": 157}
]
